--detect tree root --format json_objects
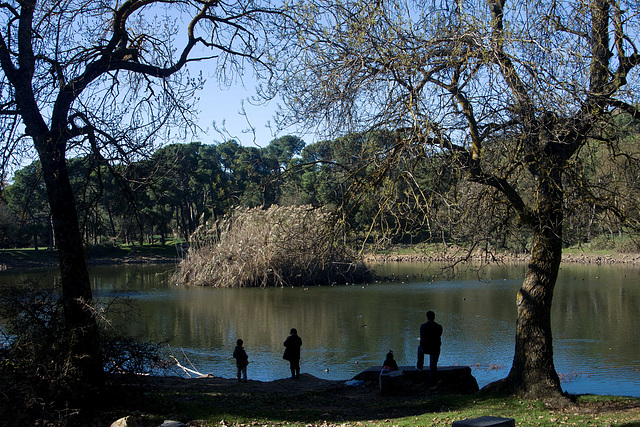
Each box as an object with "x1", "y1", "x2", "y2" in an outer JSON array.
[{"x1": 481, "y1": 377, "x2": 575, "y2": 409}]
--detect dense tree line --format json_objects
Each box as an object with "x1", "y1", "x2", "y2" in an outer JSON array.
[
  {"x1": 2, "y1": 125, "x2": 638, "y2": 253},
  {"x1": 1, "y1": 136, "x2": 294, "y2": 248}
]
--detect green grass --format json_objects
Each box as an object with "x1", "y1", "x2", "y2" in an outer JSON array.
[
  {"x1": 372, "y1": 243, "x2": 454, "y2": 256},
  {"x1": 0, "y1": 243, "x2": 180, "y2": 267},
  {"x1": 562, "y1": 245, "x2": 618, "y2": 256},
  {"x1": 101, "y1": 375, "x2": 640, "y2": 427},
  {"x1": 86, "y1": 242, "x2": 181, "y2": 258},
  {"x1": 0, "y1": 247, "x2": 59, "y2": 264},
  {"x1": 120, "y1": 387, "x2": 640, "y2": 427},
  {"x1": 372, "y1": 243, "x2": 628, "y2": 259}
]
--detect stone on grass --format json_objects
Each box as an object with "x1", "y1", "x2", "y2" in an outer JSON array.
[
  {"x1": 379, "y1": 369, "x2": 404, "y2": 393},
  {"x1": 452, "y1": 415, "x2": 515, "y2": 427},
  {"x1": 354, "y1": 365, "x2": 479, "y2": 394},
  {"x1": 110, "y1": 416, "x2": 139, "y2": 427},
  {"x1": 159, "y1": 421, "x2": 187, "y2": 427}
]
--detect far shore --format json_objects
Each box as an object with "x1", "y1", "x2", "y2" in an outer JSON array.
[
  {"x1": 364, "y1": 251, "x2": 640, "y2": 265},
  {"x1": 3, "y1": 245, "x2": 640, "y2": 272},
  {"x1": 0, "y1": 249, "x2": 182, "y2": 271}
]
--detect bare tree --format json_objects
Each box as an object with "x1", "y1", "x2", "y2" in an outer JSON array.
[
  {"x1": 0, "y1": 0, "x2": 275, "y2": 392},
  {"x1": 271, "y1": 0, "x2": 640, "y2": 400}
]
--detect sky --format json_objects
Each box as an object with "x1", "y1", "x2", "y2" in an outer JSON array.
[
  {"x1": 1, "y1": 80, "x2": 285, "y2": 183},
  {"x1": 193, "y1": 79, "x2": 283, "y2": 149},
  {"x1": 186, "y1": 49, "x2": 314, "y2": 150},
  {"x1": 192, "y1": 69, "x2": 324, "y2": 150},
  {"x1": 2, "y1": 5, "x2": 311, "y2": 183},
  {"x1": 181, "y1": 7, "x2": 320, "y2": 151}
]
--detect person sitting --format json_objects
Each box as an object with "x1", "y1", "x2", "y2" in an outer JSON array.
[{"x1": 382, "y1": 350, "x2": 399, "y2": 372}]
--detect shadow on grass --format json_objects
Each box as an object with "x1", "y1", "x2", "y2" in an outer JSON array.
[
  {"x1": 100, "y1": 375, "x2": 640, "y2": 426},
  {"x1": 0, "y1": 244, "x2": 180, "y2": 270},
  {"x1": 103, "y1": 375, "x2": 494, "y2": 425}
]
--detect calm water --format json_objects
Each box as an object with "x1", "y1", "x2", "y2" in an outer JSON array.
[{"x1": 1, "y1": 261, "x2": 639, "y2": 397}]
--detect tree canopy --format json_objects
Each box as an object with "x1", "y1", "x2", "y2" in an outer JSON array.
[
  {"x1": 269, "y1": 0, "x2": 640, "y2": 400},
  {"x1": 0, "y1": 0, "x2": 278, "y2": 398}
]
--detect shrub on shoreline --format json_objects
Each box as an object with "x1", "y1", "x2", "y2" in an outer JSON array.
[{"x1": 173, "y1": 205, "x2": 371, "y2": 287}]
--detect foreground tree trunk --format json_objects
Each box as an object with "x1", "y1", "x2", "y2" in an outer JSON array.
[
  {"x1": 484, "y1": 167, "x2": 565, "y2": 401},
  {"x1": 269, "y1": 0, "x2": 640, "y2": 404},
  {"x1": 490, "y1": 230, "x2": 563, "y2": 398},
  {"x1": 36, "y1": 137, "x2": 104, "y2": 390},
  {"x1": 2, "y1": 0, "x2": 274, "y2": 408}
]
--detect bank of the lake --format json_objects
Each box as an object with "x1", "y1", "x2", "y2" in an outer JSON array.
[
  {"x1": 3, "y1": 244, "x2": 640, "y2": 271},
  {"x1": 4, "y1": 259, "x2": 636, "y2": 397},
  {"x1": 101, "y1": 373, "x2": 640, "y2": 427},
  {"x1": 0, "y1": 244, "x2": 182, "y2": 270},
  {"x1": 4, "y1": 248, "x2": 640, "y2": 426},
  {"x1": 364, "y1": 247, "x2": 640, "y2": 265}
]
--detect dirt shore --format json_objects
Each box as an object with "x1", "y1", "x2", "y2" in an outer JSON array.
[
  {"x1": 105, "y1": 373, "x2": 426, "y2": 425},
  {"x1": 103, "y1": 373, "x2": 640, "y2": 427},
  {"x1": 364, "y1": 251, "x2": 640, "y2": 265},
  {"x1": 4, "y1": 249, "x2": 640, "y2": 272}
]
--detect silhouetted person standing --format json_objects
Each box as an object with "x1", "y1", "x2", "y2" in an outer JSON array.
[
  {"x1": 233, "y1": 339, "x2": 249, "y2": 382},
  {"x1": 283, "y1": 328, "x2": 302, "y2": 379},
  {"x1": 417, "y1": 310, "x2": 443, "y2": 386}
]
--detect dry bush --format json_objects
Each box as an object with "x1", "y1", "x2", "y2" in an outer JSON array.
[
  {"x1": 0, "y1": 284, "x2": 168, "y2": 425},
  {"x1": 174, "y1": 205, "x2": 370, "y2": 287}
]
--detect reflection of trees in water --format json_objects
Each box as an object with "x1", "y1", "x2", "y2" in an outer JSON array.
[
  {"x1": 87, "y1": 262, "x2": 640, "y2": 385},
  {"x1": 146, "y1": 274, "x2": 521, "y2": 363},
  {"x1": 553, "y1": 264, "x2": 640, "y2": 361}
]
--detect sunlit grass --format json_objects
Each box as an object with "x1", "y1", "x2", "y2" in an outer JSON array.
[{"x1": 131, "y1": 387, "x2": 640, "y2": 427}]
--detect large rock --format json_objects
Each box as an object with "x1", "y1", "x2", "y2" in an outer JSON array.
[
  {"x1": 353, "y1": 365, "x2": 479, "y2": 394},
  {"x1": 110, "y1": 416, "x2": 139, "y2": 427},
  {"x1": 379, "y1": 369, "x2": 405, "y2": 394},
  {"x1": 452, "y1": 416, "x2": 515, "y2": 427}
]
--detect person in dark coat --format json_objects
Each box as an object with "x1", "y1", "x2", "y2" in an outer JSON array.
[
  {"x1": 283, "y1": 328, "x2": 302, "y2": 379},
  {"x1": 417, "y1": 310, "x2": 443, "y2": 386},
  {"x1": 233, "y1": 338, "x2": 249, "y2": 382},
  {"x1": 382, "y1": 350, "x2": 399, "y2": 372}
]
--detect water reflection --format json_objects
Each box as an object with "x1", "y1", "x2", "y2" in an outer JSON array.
[{"x1": 1, "y1": 262, "x2": 639, "y2": 397}]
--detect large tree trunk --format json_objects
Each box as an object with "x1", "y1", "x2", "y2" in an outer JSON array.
[
  {"x1": 483, "y1": 224, "x2": 564, "y2": 401},
  {"x1": 36, "y1": 138, "x2": 104, "y2": 391},
  {"x1": 505, "y1": 228, "x2": 563, "y2": 396},
  {"x1": 483, "y1": 165, "x2": 566, "y2": 402}
]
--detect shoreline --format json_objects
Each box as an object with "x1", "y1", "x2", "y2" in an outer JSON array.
[
  {"x1": 364, "y1": 251, "x2": 640, "y2": 265},
  {"x1": 105, "y1": 371, "x2": 640, "y2": 427},
  {"x1": 0, "y1": 253, "x2": 182, "y2": 271},
  {"x1": 3, "y1": 249, "x2": 640, "y2": 272}
]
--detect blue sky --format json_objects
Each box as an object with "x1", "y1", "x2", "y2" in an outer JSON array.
[
  {"x1": 194, "y1": 79, "x2": 282, "y2": 148},
  {"x1": 189, "y1": 57, "x2": 316, "y2": 150},
  {"x1": 170, "y1": 5, "x2": 312, "y2": 151}
]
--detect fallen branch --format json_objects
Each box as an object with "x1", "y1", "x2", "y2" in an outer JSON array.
[{"x1": 170, "y1": 355, "x2": 205, "y2": 378}]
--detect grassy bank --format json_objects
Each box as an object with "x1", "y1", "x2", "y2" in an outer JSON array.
[
  {"x1": 0, "y1": 243, "x2": 181, "y2": 269},
  {"x1": 4, "y1": 242, "x2": 640, "y2": 271},
  {"x1": 102, "y1": 375, "x2": 640, "y2": 427},
  {"x1": 364, "y1": 243, "x2": 640, "y2": 265}
]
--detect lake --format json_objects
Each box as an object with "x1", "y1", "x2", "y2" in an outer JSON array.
[{"x1": 1, "y1": 261, "x2": 639, "y2": 397}]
